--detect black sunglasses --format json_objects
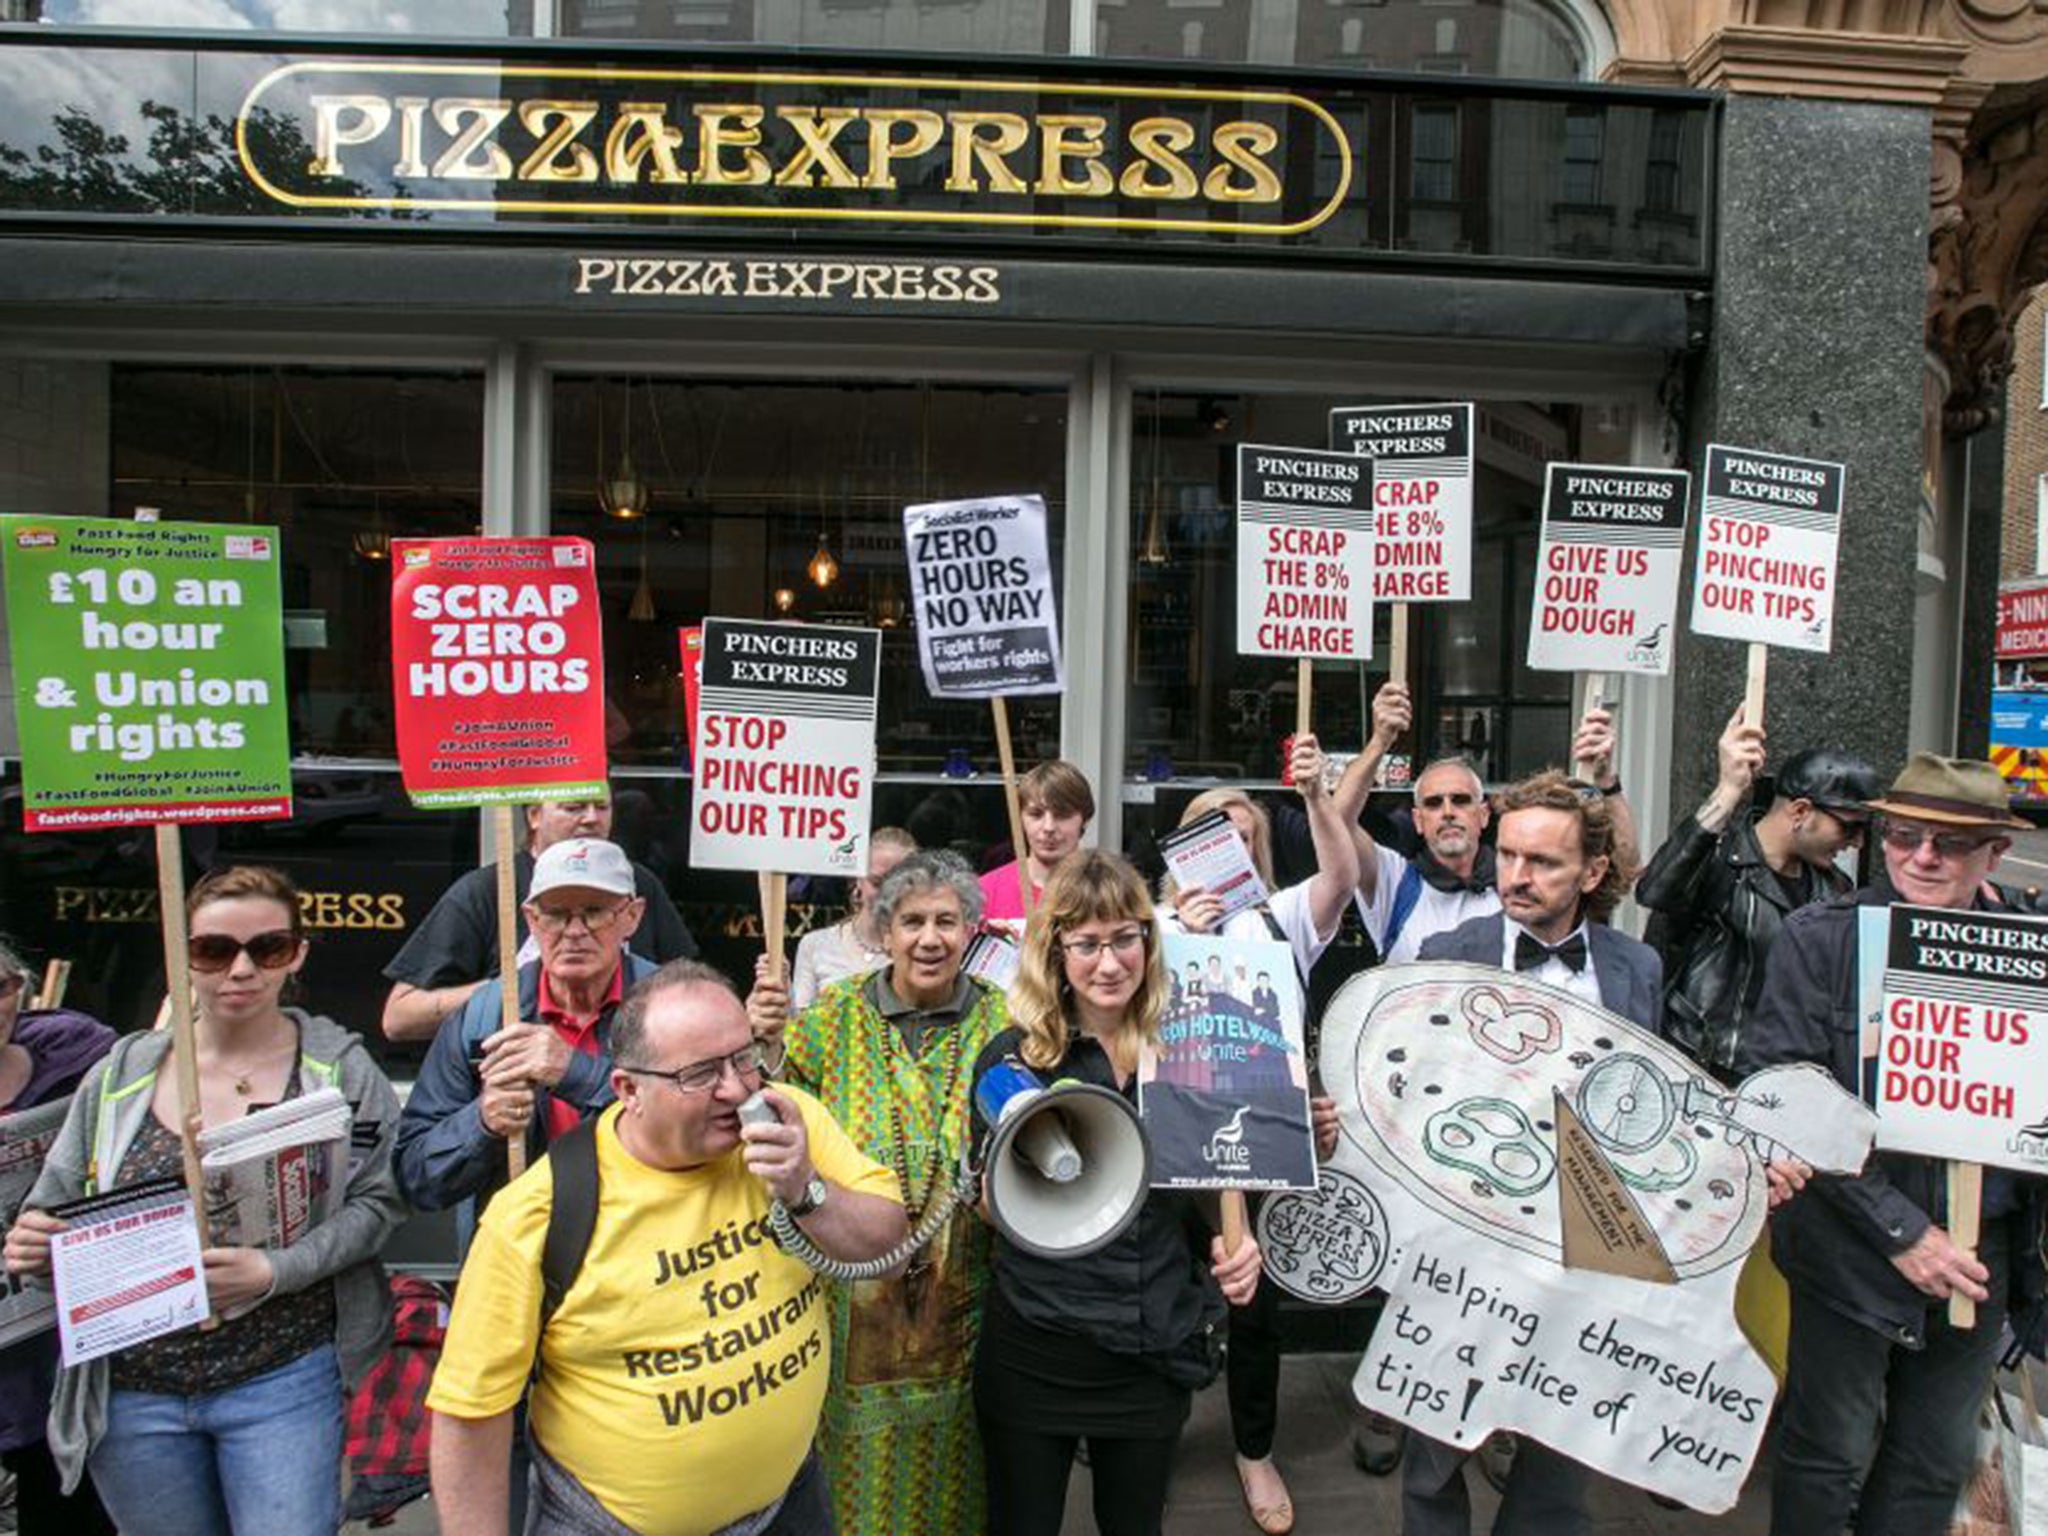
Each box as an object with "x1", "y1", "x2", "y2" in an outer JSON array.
[{"x1": 187, "y1": 930, "x2": 299, "y2": 974}]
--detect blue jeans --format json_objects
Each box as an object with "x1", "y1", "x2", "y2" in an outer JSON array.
[{"x1": 88, "y1": 1344, "x2": 344, "y2": 1536}]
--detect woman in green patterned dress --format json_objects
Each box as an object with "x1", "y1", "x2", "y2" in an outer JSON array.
[{"x1": 747, "y1": 848, "x2": 1006, "y2": 1536}]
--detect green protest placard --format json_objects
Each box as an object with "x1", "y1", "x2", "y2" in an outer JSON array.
[{"x1": 2, "y1": 516, "x2": 292, "y2": 831}]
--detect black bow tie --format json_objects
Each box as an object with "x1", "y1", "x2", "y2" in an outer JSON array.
[{"x1": 1514, "y1": 933, "x2": 1587, "y2": 974}]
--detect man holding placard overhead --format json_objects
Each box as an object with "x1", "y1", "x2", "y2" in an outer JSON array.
[{"x1": 1740, "y1": 754, "x2": 2048, "y2": 1536}]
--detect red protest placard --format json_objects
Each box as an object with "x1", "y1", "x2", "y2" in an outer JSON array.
[
  {"x1": 680, "y1": 625, "x2": 704, "y2": 762},
  {"x1": 389, "y1": 537, "x2": 608, "y2": 809}
]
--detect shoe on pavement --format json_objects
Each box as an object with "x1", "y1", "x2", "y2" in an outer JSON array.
[
  {"x1": 1236, "y1": 1453, "x2": 1295, "y2": 1535},
  {"x1": 1352, "y1": 1414, "x2": 1406, "y2": 1477}
]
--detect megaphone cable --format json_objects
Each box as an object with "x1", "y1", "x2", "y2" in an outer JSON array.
[{"x1": 764, "y1": 1165, "x2": 980, "y2": 1282}]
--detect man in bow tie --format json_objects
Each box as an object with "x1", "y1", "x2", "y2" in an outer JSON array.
[{"x1": 1399, "y1": 769, "x2": 1662, "y2": 1536}]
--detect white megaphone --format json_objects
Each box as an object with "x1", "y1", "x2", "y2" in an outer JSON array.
[{"x1": 976, "y1": 1058, "x2": 1151, "y2": 1260}]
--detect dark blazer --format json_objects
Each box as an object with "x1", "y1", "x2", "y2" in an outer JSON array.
[{"x1": 1415, "y1": 912, "x2": 1664, "y2": 1036}]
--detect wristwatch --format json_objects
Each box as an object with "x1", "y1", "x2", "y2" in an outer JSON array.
[{"x1": 785, "y1": 1175, "x2": 829, "y2": 1218}]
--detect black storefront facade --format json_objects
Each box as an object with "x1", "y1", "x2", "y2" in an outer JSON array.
[{"x1": 0, "y1": 8, "x2": 1830, "y2": 1174}]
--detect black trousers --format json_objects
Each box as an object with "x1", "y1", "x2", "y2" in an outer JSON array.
[
  {"x1": 2, "y1": 1440, "x2": 116, "y2": 1536},
  {"x1": 1226, "y1": 1265, "x2": 1282, "y2": 1460},
  {"x1": 1772, "y1": 1220, "x2": 2011, "y2": 1536},
  {"x1": 979, "y1": 1419, "x2": 1181, "y2": 1536}
]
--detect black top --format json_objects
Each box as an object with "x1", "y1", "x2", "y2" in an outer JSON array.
[
  {"x1": 382, "y1": 850, "x2": 697, "y2": 989},
  {"x1": 969, "y1": 1027, "x2": 1223, "y2": 1400}
]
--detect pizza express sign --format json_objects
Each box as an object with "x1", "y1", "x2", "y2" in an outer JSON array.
[{"x1": 235, "y1": 62, "x2": 1351, "y2": 236}]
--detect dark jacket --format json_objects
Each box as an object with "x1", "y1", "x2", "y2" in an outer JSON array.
[
  {"x1": 1415, "y1": 912, "x2": 1665, "y2": 1035},
  {"x1": 394, "y1": 953, "x2": 656, "y2": 1253},
  {"x1": 1735, "y1": 885, "x2": 2048, "y2": 1348},
  {"x1": 1637, "y1": 810, "x2": 1850, "y2": 1081}
]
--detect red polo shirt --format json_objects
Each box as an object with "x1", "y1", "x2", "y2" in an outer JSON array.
[{"x1": 537, "y1": 964, "x2": 624, "y2": 1140}]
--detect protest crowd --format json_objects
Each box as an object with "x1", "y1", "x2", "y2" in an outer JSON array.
[{"x1": 0, "y1": 451, "x2": 2041, "y2": 1536}]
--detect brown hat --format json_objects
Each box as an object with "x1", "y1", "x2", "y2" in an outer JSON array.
[{"x1": 1864, "y1": 753, "x2": 2029, "y2": 830}]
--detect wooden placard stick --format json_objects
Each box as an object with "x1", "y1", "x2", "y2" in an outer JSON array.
[
  {"x1": 1221, "y1": 1189, "x2": 1248, "y2": 1256},
  {"x1": 1388, "y1": 602, "x2": 1410, "y2": 690},
  {"x1": 1948, "y1": 1160, "x2": 1983, "y2": 1329},
  {"x1": 1575, "y1": 672, "x2": 1610, "y2": 781},
  {"x1": 1296, "y1": 659, "x2": 1313, "y2": 742},
  {"x1": 991, "y1": 697, "x2": 1034, "y2": 915},
  {"x1": 33, "y1": 958, "x2": 70, "y2": 1012},
  {"x1": 757, "y1": 870, "x2": 788, "y2": 988},
  {"x1": 492, "y1": 803, "x2": 527, "y2": 1181},
  {"x1": 154, "y1": 825, "x2": 214, "y2": 1271},
  {"x1": 1743, "y1": 641, "x2": 1768, "y2": 730}
]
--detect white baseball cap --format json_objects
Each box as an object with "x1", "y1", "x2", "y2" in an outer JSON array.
[{"x1": 529, "y1": 838, "x2": 635, "y2": 900}]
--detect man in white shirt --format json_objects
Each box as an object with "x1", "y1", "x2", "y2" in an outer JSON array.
[{"x1": 1335, "y1": 682, "x2": 1636, "y2": 969}]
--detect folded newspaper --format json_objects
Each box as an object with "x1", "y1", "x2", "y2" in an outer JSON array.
[
  {"x1": 0, "y1": 1096, "x2": 73, "y2": 1347},
  {"x1": 198, "y1": 1087, "x2": 350, "y2": 1252}
]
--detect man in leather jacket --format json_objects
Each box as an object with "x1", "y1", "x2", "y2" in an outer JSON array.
[
  {"x1": 1737, "y1": 754, "x2": 2048, "y2": 1536},
  {"x1": 1638, "y1": 708, "x2": 1877, "y2": 1082}
]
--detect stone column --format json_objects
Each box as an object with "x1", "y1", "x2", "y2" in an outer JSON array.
[{"x1": 1664, "y1": 34, "x2": 1968, "y2": 812}]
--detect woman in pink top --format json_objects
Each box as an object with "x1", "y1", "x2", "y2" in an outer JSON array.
[{"x1": 978, "y1": 761, "x2": 1095, "y2": 922}]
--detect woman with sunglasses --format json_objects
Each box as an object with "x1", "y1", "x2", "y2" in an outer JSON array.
[
  {"x1": 1155, "y1": 736, "x2": 1352, "y2": 1536},
  {"x1": 748, "y1": 849, "x2": 1005, "y2": 1536},
  {"x1": 970, "y1": 851, "x2": 1262, "y2": 1536},
  {"x1": 0, "y1": 938, "x2": 116, "y2": 1535},
  {"x1": 4, "y1": 865, "x2": 407, "y2": 1536}
]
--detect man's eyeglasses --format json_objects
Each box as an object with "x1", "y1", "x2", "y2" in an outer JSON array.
[
  {"x1": 1059, "y1": 929, "x2": 1147, "y2": 961},
  {"x1": 187, "y1": 930, "x2": 299, "y2": 974},
  {"x1": 1877, "y1": 820, "x2": 1998, "y2": 859},
  {"x1": 1418, "y1": 792, "x2": 1479, "y2": 811},
  {"x1": 618, "y1": 1043, "x2": 770, "y2": 1095},
  {"x1": 528, "y1": 901, "x2": 628, "y2": 936}
]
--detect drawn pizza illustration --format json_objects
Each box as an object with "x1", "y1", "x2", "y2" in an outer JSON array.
[{"x1": 1319, "y1": 963, "x2": 1766, "y2": 1280}]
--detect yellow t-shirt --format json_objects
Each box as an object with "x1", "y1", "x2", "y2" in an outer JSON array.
[{"x1": 427, "y1": 1091, "x2": 901, "y2": 1536}]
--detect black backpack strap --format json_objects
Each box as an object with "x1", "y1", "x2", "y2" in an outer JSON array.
[{"x1": 539, "y1": 1117, "x2": 600, "y2": 1329}]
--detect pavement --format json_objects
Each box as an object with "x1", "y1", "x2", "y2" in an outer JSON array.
[{"x1": 364, "y1": 1350, "x2": 1774, "y2": 1534}]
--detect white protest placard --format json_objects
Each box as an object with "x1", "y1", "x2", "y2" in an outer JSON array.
[
  {"x1": 1159, "y1": 809, "x2": 1271, "y2": 922},
  {"x1": 1328, "y1": 403, "x2": 1474, "y2": 603},
  {"x1": 963, "y1": 930, "x2": 1020, "y2": 990},
  {"x1": 903, "y1": 495, "x2": 1062, "y2": 696},
  {"x1": 689, "y1": 618, "x2": 881, "y2": 880},
  {"x1": 49, "y1": 1178, "x2": 210, "y2": 1367},
  {"x1": 1526, "y1": 464, "x2": 1691, "y2": 676},
  {"x1": 1235, "y1": 444, "x2": 1375, "y2": 660},
  {"x1": 1689, "y1": 444, "x2": 1843, "y2": 654},
  {"x1": 1874, "y1": 904, "x2": 2048, "y2": 1171},
  {"x1": 1321, "y1": 963, "x2": 1875, "y2": 1512}
]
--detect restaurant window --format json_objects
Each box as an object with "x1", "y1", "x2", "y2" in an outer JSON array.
[
  {"x1": 1123, "y1": 389, "x2": 1574, "y2": 866},
  {"x1": 560, "y1": 0, "x2": 1071, "y2": 52},
  {"x1": 0, "y1": 364, "x2": 491, "y2": 1056},
  {"x1": 26, "y1": 0, "x2": 536, "y2": 32},
  {"x1": 1409, "y1": 104, "x2": 1458, "y2": 203},
  {"x1": 1105, "y1": 0, "x2": 1595, "y2": 75},
  {"x1": 1560, "y1": 105, "x2": 1604, "y2": 205}
]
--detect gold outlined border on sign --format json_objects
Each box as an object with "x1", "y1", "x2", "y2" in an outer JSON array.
[{"x1": 234, "y1": 60, "x2": 1354, "y2": 236}]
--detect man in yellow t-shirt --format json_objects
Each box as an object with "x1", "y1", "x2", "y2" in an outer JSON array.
[{"x1": 428, "y1": 960, "x2": 908, "y2": 1536}]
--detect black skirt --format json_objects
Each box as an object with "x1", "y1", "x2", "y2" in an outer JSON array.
[{"x1": 972, "y1": 1286, "x2": 1191, "y2": 1440}]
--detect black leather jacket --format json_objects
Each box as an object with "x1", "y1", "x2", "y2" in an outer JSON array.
[{"x1": 1638, "y1": 810, "x2": 1849, "y2": 1082}]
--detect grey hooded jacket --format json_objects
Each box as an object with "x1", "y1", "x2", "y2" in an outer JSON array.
[{"x1": 21, "y1": 1011, "x2": 407, "y2": 1492}]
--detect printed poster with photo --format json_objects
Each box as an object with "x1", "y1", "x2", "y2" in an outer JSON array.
[{"x1": 1138, "y1": 931, "x2": 1316, "y2": 1191}]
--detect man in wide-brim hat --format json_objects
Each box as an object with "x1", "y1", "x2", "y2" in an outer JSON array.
[{"x1": 1738, "y1": 754, "x2": 2046, "y2": 1536}]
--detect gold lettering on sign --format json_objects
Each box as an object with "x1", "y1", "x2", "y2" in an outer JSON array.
[
  {"x1": 393, "y1": 96, "x2": 431, "y2": 177},
  {"x1": 1121, "y1": 117, "x2": 1200, "y2": 199},
  {"x1": 607, "y1": 103, "x2": 693, "y2": 184},
  {"x1": 309, "y1": 94, "x2": 391, "y2": 177},
  {"x1": 944, "y1": 112, "x2": 1030, "y2": 195},
  {"x1": 1035, "y1": 114, "x2": 1113, "y2": 198},
  {"x1": 430, "y1": 98, "x2": 515, "y2": 179},
  {"x1": 519, "y1": 100, "x2": 601, "y2": 182},
  {"x1": 50, "y1": 885, "x2": 406, "y2": 930},
  {"x1": 694, "y1": 104, "x2": 772, "y2": 187},
  {"x1": 773, "y1": 107, "x2": 862, "y2": 189},
  {"x1": 1204, "y1": 121, "x2": 1283, "y2": 203},
  {"x1": 862, "y1": 109, "x2": 945, "y2": 191}
]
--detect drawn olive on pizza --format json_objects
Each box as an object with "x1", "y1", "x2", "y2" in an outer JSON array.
[{"x1": 1319, "y1": 963, "x2": 1766, "y2": 1281}]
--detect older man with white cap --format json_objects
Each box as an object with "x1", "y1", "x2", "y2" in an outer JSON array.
[
  {"x1": 396, "y1": 837, "x2": 659, "y2": 1248},
  {"x1": 1740, "y1": 754, "x2": 2048, "y2": 1536}
]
